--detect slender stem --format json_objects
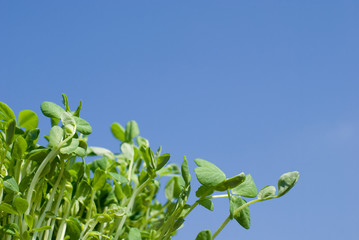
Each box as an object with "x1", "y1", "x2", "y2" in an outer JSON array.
[
  {"x1": 114, "y1": 178, "x2": 152, "y2": 239},
  {"x1": 226, "y1": 189, "x2": 231, "y2": 202},
  {"x1": 25, "y1": 148, "x2": 59, "y2": 215},
  {"x1": 79, "y1": 189, "x2": 96, "y2": 239},
  {"x1": 32, "y1": 159, "x2": 66, "y2": 239},
  {"x1": 46, "y1": 179, "x2": 67, "y2": 240},
  {"x1": 213, "y1": 215, "x2": 231, "y2": 239}
]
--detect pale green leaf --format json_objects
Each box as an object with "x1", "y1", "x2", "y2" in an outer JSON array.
[
  {"x1": 232, "y1": 174, "x2": 257, "y2": 198},
  {"x1": 230, "y1": 196, "x2": 250, "y2": 229},
  {"x1": 40, "y1": 101, "x2": 65, "y2": 119},
  {"x1": 278, "y1": 171, "x2": 300, "y2": 197},
  {"x1": 194, "y1": 159, "x2": 226, "y2": 187},
  {"x1": 125, "y1": 120, "x2": 139, "y2": 141},
  {"x1": 258, "y1": 185, "x2": 276, "y2": 200},
  {"x1": 74, "y1": 116, "x2": 92, "y2": 135},
  {"x1": 128, "y1": 227, "x2": 141, "y2": 240},
  {"x1": 48, "y1": 126, "x2": 64, "y2": 148}
]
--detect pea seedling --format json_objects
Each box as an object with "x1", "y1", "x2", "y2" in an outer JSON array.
[{"x1": 0, "y1": 95, "x2": 299, "y2": 240}]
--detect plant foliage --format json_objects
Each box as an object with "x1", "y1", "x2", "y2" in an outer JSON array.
[{"x1": 0, "y1": 95, "x2": 300, "y2": 240}]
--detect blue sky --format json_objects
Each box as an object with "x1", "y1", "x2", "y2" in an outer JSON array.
[{"x1": 1, "y1": 1, "x2": 359, "y2": 239}]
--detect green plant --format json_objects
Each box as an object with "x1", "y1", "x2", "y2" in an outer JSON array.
[{"x1": 0, "y1": 94, "x2": 299, "y2": 240}]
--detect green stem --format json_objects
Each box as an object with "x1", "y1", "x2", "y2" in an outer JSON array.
[
  {"x1": 32, "y1": 159, "x2": 66, "y2": 239},
  {"x1": 46, "y1": 179, "x2": 67, "y2": 240},
  {"x1": 25, "y1": 148, "x2": 59, "y2": 215},
  {"x1": 212, "y1": 215, "x2": 231, "y2": 239},
  {"x1": 114, "y1": 177, "x2": 152, "y2": 239},
  {"x1": 79, "y1": 189, "x2": 96, "y2": 239}
]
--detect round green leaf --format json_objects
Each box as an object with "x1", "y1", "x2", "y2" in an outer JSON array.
[
  {"x1": 111, "y1": 122, "x2": 125, "y2": 141},
  {"x1": 61, "y1": 112, "x2": 76, "y2": 136},
  {"x1": 0, "y1": 102, "x2": 16, "y2": 121},
  {"x1": 195, "y1": 230, "x2": 212, "y2": 240},
  {"x1": 194, "y1": 159, "x2": 226, "y2": 187},
  {"x1": 258, "y1": 185, "x2": 276, "y2": 200},
  {"x1": 128, "y1": 227, "x2": 141, "y2": 240},
  {"x1": 40, "y1": 101, "x2": 65, "y2": 119},
  {"x1": 74, "y1": 116, "x2": 92, "y2": 135},
  {"x1": 125, "y1": 120, "x2": 139, "y2": 141},
  {"x1": 278, "y1": 171, "x2": 300, "y2": 197},
  {"x1": 48, "y1": 126, "x2": 64, "y2": 148},
  {"x1": 13, "y1": 196, "x2": 29, "y2": 214},
  {"x1": 18, "y1": 110, "x2": 39, "y2": 130},
  {"x1": 12, "y1": 136, "x2": 27, "y2": 160}
]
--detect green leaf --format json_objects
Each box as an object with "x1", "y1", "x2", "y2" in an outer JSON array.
[
  {"x1": 165, "y1": 176, "x2": 185, "y2": 201},
  {"x1": 128, "y1": 227, "x2": 141, "y2": 240},
  {"x1": 277, "y1": 171, "x2": 300, "y2": 197},
  {"x1": 75, "y1": 180, "x2": 92, "y2": 204},
  {"x1": 6, "y1": 119, "x2": 16, "y2": 145},
  {"x1": 62, "y1": 93, "x2": 71, "y2": 112},
  {"x1": 139, "y1": 146, "x2": 155, "y2": 172},
  {"x1": 73, "y1": 100, "x2": 82, "y2": 117},
  {"x1": 40, "y1": 101, "x2": 65, "y2": 119},
  {"x1": 3, "y1": 176, "x2": 19, "y2": 193},
  {"x1": 18, "y1": 110, "x2": 39, "y2": 130},
  {"x1": 60, "y1": 139, "x2": 79, "y2": 154},
  {"x1": 224, "y1": 173, "x2": 246, "y2": 189},
  {"x1": 125, "y1": 120, "x2": 139, "y2": 141},
  {"x1": 121, "y1": 143, "x2": 134, "y2": 161},
  {"x1": 93, "y1": 168, "x2": 107, "y2": 191},
  {"x1": 12, "y1": 136, "x2": 27, "y2": 160},
  {"x1": 194, "y1": 159, "x2": 226, "y2": 187},
  {"x1": 61, "y1": 112, "x2": 76, "y2": 135},
  {"x1": 181, "y1": 156, "x2": 191, "y2": 185},
  {"x1": 215, "y1": 173, "x2": 246, "y2": 191},
  {"x1": 198, "y1": 199, "x2": 214, "y2": 211},
  {"x1": 0, "y1": 202, "x2": 18, "y2": 215},
  {"x1": 48, "y1": 126, "x2": 64, "y2": 148},
  {"x1": 25, "y1": 128, "x2": 40, "y2": 146},
  {"x1": 156, "y1": 153, "x2": 170, "y2": 171},
  {"x1": 31, "y1": 226, "x2": 52, "y2": 232},
  {"x1": 232, "y1": 174, "x2": 257, "y2": 198},
  {"x1": 65, "y1": 217, "x2": 81, "y2": 239},
  {"x1": 0, "y1": 102, "x2": 16, "y2": 121},
  {"x1": 90, "y1": 158, "x2": 110, "y2": 172},
  {"x1": 108, "y1": 172, "x2": 128, "y2": 184},
  {"x1": 136, "y1": 136, "x2": 149, "y2": 147},
  {"x1": 195, "y1": 185, "x2": 214, "y2": 198},
  {"x1": 24, "y1": 215, "x2": 33, "y2": 229},
  {"x1": 230, "y1": 196, "x2": 250, "y2": 229},
  {"x1": 13, "y1": 196, "x2": 28, "y2": 214},
  {"x1": 258, "y1": 185, "x2": 276, "y2": 200},
  {"x1": 87, "y1": 146, "x2": 114, "y2": 159},
  {"x1": 74, "y1": 116, "x2": 92, "y2": 135},
  {"x1": 2, "y1": 223, "x2": 19, "y2": 236},
  {"x1": 195, "y1": 230, "x2": 212, "y2": 240},
  {"x1": 111, "y1": 122, "x2": 125, "y2": 141}
]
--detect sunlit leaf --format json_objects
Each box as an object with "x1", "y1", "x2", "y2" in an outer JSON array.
[{"x1": 18, "y1": 110, "x2": 39, "y2": 130}]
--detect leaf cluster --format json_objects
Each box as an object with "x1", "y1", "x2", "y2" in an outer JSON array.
[{"x1": 0, "y1": 95, "x2": 299, "y2": 240}]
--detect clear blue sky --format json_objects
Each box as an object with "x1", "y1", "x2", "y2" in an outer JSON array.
[{"x1": 1, "y1": 1, "x2": 358, "y2": 239}]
